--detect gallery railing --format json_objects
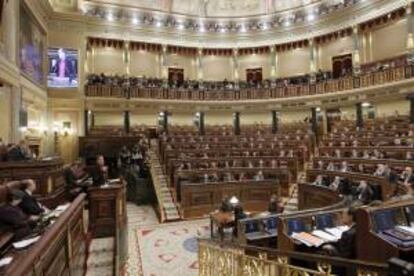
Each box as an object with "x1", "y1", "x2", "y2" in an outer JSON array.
[
  {"x1": 198, "y1": 239, "x2": 388, "y2": 276},
  {"x1": 85, "y1": 65, "x2": 414, "y2": 101}
]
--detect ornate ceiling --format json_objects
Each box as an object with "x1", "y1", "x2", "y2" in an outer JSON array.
[
  {"x1": 46, "y1": 0, "x2": 407, "y2": 48},
  {"x1": 82, "y1": 0, "x2": 322, "y2": 18}
]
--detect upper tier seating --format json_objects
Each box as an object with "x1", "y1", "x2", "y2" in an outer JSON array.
[{"x1": 85, "y1": 55, "x2": 414, "y2": 101}]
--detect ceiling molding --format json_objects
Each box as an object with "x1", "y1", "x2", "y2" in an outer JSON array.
[{"x1": 45, "y1": 0, "x2": 407, "y2": 48}]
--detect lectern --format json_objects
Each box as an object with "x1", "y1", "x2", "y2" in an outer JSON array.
[{"x1": 88, "y1": 181, "x2": 128, "y2": 274}]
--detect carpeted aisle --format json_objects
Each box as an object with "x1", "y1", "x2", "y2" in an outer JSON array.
[{"x1": 126, "y1": 204, "x2": 210, "y2": 276}]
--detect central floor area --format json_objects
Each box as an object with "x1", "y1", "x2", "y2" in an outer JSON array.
[{"x1": 126, "y1": 204, "x2": 210, "y2": 276}]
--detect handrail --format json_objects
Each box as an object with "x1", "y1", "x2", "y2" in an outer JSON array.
[
  {"x1": 85, "y1": 65, "x2": 414, "y2": 102},
  {"x1": 198, "y1": 238, "x2": 388, "y2": 276}
]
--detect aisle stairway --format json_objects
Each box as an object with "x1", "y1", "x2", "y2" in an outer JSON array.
[
  {"x1": 148, "y1": 144, "x2": 181, "y2": 222},
  {"x1": 85, "y1": 237, "x2": 114, "y2": 276}
]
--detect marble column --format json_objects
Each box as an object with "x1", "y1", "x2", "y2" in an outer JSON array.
[
  {"x1": 271, "y1": 110, "x2": 278, "y2": 134},
  {"x1": 408, "y1": 95, "x2": 414, "y2": 124},
  {"x1": 311, "y1": 107, "x2": 318, "y2": 135},
  {"x1": 124, "y1": 111, "x2": 130, "y2": 134},
  {"x1": 124, "y1": 41, "x2": 131, "y2": 76},
  {"x1": 406, "y1": 3, "x2": 414, "y2": 56},
  {"x1": 233, "y1": 49, "x2": 240, "y2": 87},
  {"x1": 233, "y1": 112, "x2": 241, "y2": 135},
  {"x1": 198, "y1": 112, "x2": 205, "y2": 136},
  {"x1": 197, "y1": 48, "x2": 203, "y2": 84},
  {"x1": 84, "y1": 110, "x2": 89, "y2": 136},
  {"x1": 309, "y1": 39, "x2": 317, "y2": 83},
  {"x1": 352, "y1": 26, "x2": 361, "y2": 75},
  {"x1": 356, "y1": 102, "x2": 364, "y2": 128},
  {"x1": 10, "y1": 86, "x2": 22, "y2": 142},
  {"x1": 160, "y1": 45, "x2": 168, "y2": 85},
  {"x1": 2, "y1": 0, "x2": 19, "y2": 63},
  {"x1": 269, "y1": 46, "x2": 277, "y2": 81}
]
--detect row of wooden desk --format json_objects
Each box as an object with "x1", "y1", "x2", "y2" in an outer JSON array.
[
  {"x1": 222, "y1": 184, "x2": 414, "y2": 268},
  {"x1": 0, "y1": 160, "x2": 128, "y2": 276}
]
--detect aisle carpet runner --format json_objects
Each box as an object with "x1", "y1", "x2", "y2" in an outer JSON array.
[{"x1": 130, "y1": 216, "x2": 210, "y2": 276}]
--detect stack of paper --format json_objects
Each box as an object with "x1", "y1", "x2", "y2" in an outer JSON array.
[
  {"x1": 312, "y1": 230, "x2": 339, "y2": 242},
  {"x1": 0, "y1": 257, "x2": 13, "y2": 267},
  {"x1": 325, "y1": 225, "x2": 350, "y2": 239},
  {"x1": 291, "y1": 232, "x2": 325, "y2": 247},
  {"x1": 396, "y1": 225, "x2": 414, "y2": 235},
  {"x1": 13, "y1": 236, "x2": 40, "y2": 249}
]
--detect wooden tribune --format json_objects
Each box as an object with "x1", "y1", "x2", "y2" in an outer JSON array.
[
  {"x1": 298, "y1": 183, "x2": 343, "y2": 210},
  {"x1": 0, "y1": 194, "x2": 87, "y2": 276},
  {"x1": 88, "y1": 181, "x2": 128, "y2": 274},
  {"x1": 180, "y1": 180, "x2": 279, "y2": 218},
  {"x1": 0, "y1": 158, "x2": 67, "y2": 208}
]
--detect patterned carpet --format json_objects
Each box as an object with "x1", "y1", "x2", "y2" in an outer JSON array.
[{"x1": 126, "y1": 204, "x2": 210, "y2": 276}]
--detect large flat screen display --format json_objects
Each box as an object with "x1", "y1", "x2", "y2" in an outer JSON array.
[{"x1": 47, "y1": 47, "x2": 78, "y2": 88}]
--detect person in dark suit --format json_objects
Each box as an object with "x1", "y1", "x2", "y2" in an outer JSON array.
[
  {"x1": 65, "y1": 159, "x2": 89, "y2": 200},
  {"x1": 354, "y1": 181, "x2": 374, "y2": 204},
  {"x1": 17, "y1": 179, "x2": 47, "y2": 216},
  {"x1": 322, "y1": 207, "x2": 357, "y2": 258},
  {"x1": 0, "y1": 189, "x2": 38, "y2": 241},
  {"x1": 90, "y1": 155, "x2": 108, "y2": 186},
  {"x1": 7, "y1": 140, "x2": 30, "y2": 161},
  {"x1": 220, "y1": 196, "x2": 233, "y2": 213},
  {"x1": 268, "y1": 194, "x2": 283, "y2": 214},
  {"x1": 50, "y1": 48, "x2": 76, "y2": 83}
]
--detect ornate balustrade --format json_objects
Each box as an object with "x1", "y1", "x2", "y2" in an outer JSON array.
[
  {"x1": 85, "y1": 65, "x2": 414, "y2": 101},
  {"x1": 198, "y1": 239, "x2": 387, "y2": 276}
]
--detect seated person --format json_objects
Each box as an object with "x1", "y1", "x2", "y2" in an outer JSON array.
[
  {"x1": 17, "y1": 179, "x2": 48, "y2": 216},
  {"x1": 268, "y1": 194, "x2": 283, "y2": 214},
  {"x1": 254, "y1": 171, "x2": 265, "y2": 181},
  {"x1": 354, "y1": 181, "x2": 374, "y2": 204},
  {"x1": 65, "y1": 159, "x2": 89, "y2": 199},
  {"x1": 0, "y1": 189, "x2": 38, "y2": 241},
  {"x1": 329, "y1": 176, "x2": 341, "y2": 191},
  {"x1": 322, "y1": 207, "x2": 357, "y2": 259},
  {"x1": 313, "y1": 175, "x2": 327, "y2": 186},
  {"x1": 220, "y1": 196, "x2": 233, "y2": 213},
  {"x1": 90, "y1": 155, "x2": 108, "y2": 186},
  {"x1": 340, "y1": 161, "x2": 349, "y2": 172},
  {"x1": 326, "y1": 162, "x2": 336, "y2": 171},
  {"x1": 7, "y1": 140, "x2": 31, "y2": 161}
]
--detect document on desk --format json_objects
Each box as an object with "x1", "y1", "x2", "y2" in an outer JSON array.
[
  {"x1": 291, "y1": 232, "x2": 324, "y2": 247},
  {"x1": 312, "y1": 230, "x2": 339, "y2": 242},
  {"x1": 324, "y1": 225, "x2": 350, "y2": 239},
  {"x1": 396, "y1": 225, "x2": 414, "y2": 235},
  {"x1": 13, "y1": 236, "x2": 40, "y2": 249},
  {"x1": 0, "y1": 257, "x2": 13, "y2": 267}
]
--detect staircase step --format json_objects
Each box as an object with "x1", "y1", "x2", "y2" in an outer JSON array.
[
  {"x1": 87, "y1": 251, "x2": 113, "y2": 268},
  {"x1": 89, "y1": 238, "x2": 114, "y2": 253},
  {"x1": 85, "y1": 266, "x2": 114, "y2": 276}
]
